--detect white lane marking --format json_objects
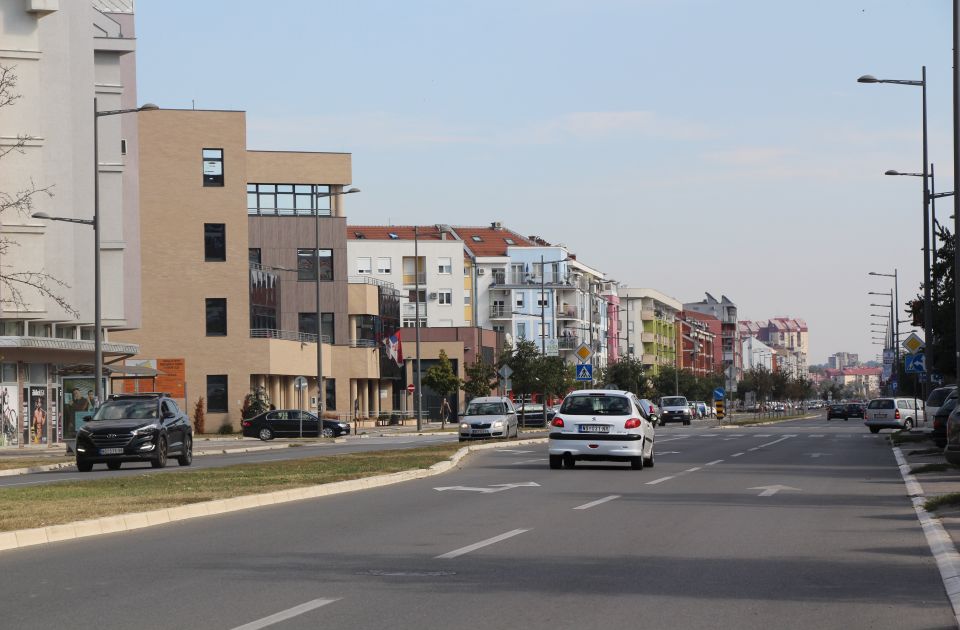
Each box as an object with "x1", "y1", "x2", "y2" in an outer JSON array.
[
  {"x1": 684, "y1": 467, "x2": 701, "y2": 473},
  {"x1": 3, "y1": 477, "x2": 81, "y2": 486},
  {"x1": 646, "y1": 476, "x2": 675, "y2": 485},
  {"x1": 498, "y1": 450, "x2": 534, "y2": 454},
  {"x1": 749, "y1": 485, "x2": 801, "y2": 497},
  {"x1": 810, "y1": 434, "x2": 825, "y2": 438},
  {"x1": 731, "y1": 452, "x2": 745, "y2": 457},
  {"x1": 702, "y1": 434, "x2": 718, "y2": 437},
  {"x1": 436, "y1": 529, "x2": 529, "y2": 559},
  {"x1": 231, "y1": 598, "x2": 340, "y2": 630},
  {"x1": 748, "y1": 447, "x2": 760, "y2": 452},
  {"x1": 757, "y1": 436, "x2": 793, "y2": 449},
  {"x1": 705, "y1": 459, "x2": 724, "y2": 466},
  {"x1": 510, "y1": 458, "x2": 547, "y2": 465},
  {"x1": 573, "y1": 495, "x2": 621, "y2": 510},
  {"x1": 434, "y1": 482, "x2": 539, "y2": 493},
  {"x1": 754, "y1": 434, "x2": 772, "y2": 438},
  {"x1": 656, "y1": 451, "x2": 680, "y2": 455},
  {"x1": 807, "y1": 453, "x2": 828, "y2": 459}
]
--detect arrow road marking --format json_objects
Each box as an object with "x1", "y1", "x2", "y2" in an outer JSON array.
[
  {"x1": 749, "y1": 485, "x2": 801, "y2": 497},
  {"x1": 573, "y1": 495, "x2": 620, "y2": 510},
  {"x1": 436, "y1": 529, "x2": 529, "y2": 559},
  {"x1": 434, "y1": 482, "x2": 540, "y2": 493}
]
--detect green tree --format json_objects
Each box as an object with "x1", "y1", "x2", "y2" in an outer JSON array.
[
  {"x1": 463, "y1": 357, "x2": 498, "y2": 401},
  {"x1": 537, "y1": 356, "x2": 575, "y2": 401},
  {"x1": 423, "y1": 349, "x2": 463, "y2": 428},
  {"x1": 602, "y1": 356, "x2": 648, "y2": 396},
  {"x1": 916, "y1": 224, "x2": 956, "y2": 381},
  {"x1": 498, "y1": 339, "x2": 541, "y2": 404},
  {"x1": 240, "y1": 385, "x2": 271, "y2": 419}
]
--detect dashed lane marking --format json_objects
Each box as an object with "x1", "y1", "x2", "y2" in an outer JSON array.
[
  {"x1": 705, "y1": 459, "x2": 724, "y2": 466},
  {"x1": 436, "y1": 529, "x2": 530, "y2": 559},
  {"x1": 573, "y1": 495, "x2": 621, "y2": 510},
  {"x1": 684, "y1": 467, "x2": 702, "y2": 473},
  {"x1": 646, "y1": 476, "x2": 675, "y2": 485},
  {"x1": 731, "y1": 452, "x2": 745, "y2": 457},
  {"x1": 231, "y1": 598, "x2": 340, "y2": 630}
]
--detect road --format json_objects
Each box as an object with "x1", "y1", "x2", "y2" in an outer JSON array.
[{"x1": 1, "y1": 414, "x2": 954, "y2": 629}]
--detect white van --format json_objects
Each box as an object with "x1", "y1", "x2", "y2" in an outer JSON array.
[{"x1": 864, "y1": 397, "x2": 924, "y2": 433}]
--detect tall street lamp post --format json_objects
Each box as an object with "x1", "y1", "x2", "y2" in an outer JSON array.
[
  {"x1": 870, "y1": 278, "x2": 898, "y2": 389},
  {"x1": 313, "y1": 187, "x2": 359, "y2": 423},
  {"x1": 860, "y1": 70, "x2": 931, "y2": 396},
  {"x1": 538, "y1": 255, "x2": 571, "y2": 424},
  {"x1": 33, "y1": 99, "x2": 157, "y2": 407}
]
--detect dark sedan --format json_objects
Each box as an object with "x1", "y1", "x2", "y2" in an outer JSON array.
[
  {"x1": 845, "y1": 403, "x2": 865, "y2": 419},
  {"x1": 933, "y1": 395, "x2": 958, "y2": 448},
  {"x1": 827, "y1": 404, "x2": 847, "y2": 420},
  {"x1": 241, "y1": 410, "x2": 351, "y2": 440}
]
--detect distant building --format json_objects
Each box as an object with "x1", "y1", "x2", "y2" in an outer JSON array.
[
  {"x1": 828, "y1": 352, "x2": 859, "y2": 370},
  {"x1": 738, "y1": 317, "x2": 809, "y2": 377},
  {"x1": 685, "y1": 293, "x2": 741, "y2": 391},
  {"x1": 619, "y1": 288, "x2": 682, "y2": 375}
]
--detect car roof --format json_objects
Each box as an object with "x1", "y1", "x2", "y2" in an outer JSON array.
[
  {"x1": 108, "y1": 393, "x2": 168, "y2": 400},
  {"x1": 468, "y1": 397, "x2": 511, "y2": 403},
  {"x1": 566, "y1": 390, "x2": 631, "y2": 396}
]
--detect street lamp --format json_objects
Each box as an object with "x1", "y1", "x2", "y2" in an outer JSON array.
[
  {"x1": 313, "y1": 187, "x2": 359, "y2": 422},
  {"x1": 34, "y1": 99, "x2": 157, "y2": 407},
  {"x1": 538, "y1": 254, "x2": 572, "y2": 424},
  {"x1": 860, "y1": 69, "x2": 930, "y2": 396},
  {"x1": 869, "y1": 279, "x2": 899, "y2": 390}
]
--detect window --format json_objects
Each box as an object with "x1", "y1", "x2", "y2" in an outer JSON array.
[
  {"x1": 471, "y1": 235, "x2": 483, "y2": 242},
  {"x1": 517, "y1": 322, "x2": 527, "y2": 339},
  {"x1": 204, "y1": 224, "x2": 226, "y2": 261},
  {"x1": 29, "y1": 322, "x2": 51, "y2": 337},
  {"x1": 299, "y1": 312, "x2": 335, "y2": 343},
  {"x1": 298, "y1": 248, "x2": 333, "y2": 281},
  {"x1": 207, "y1": 375, "x2": 228, "y2": 413},
  {"x1": 0, "y1": 321, "x2": 23, "y2": 336},
  {"x1": 537, "y1": 292, "x2": 549, "y2": 308},
  {"x1": 55, "y1": 326, "x2": 75, "y2": 339},
  {"x1": 205, "y1": 298, "x2": 227, "y2": 336},
  {"x1": 438, "y1": 257, "x2": 452, "y2": 274},
  {"x1": 357, "y1": 257, "x2": 372, "y2": 275},
  {"x1": 516, "y1": 293, "x2": 525, "y2": 309},
  {"x1": 1, "y1": 362, "x2": 16, "y2": 382},
  {"x1": 504, "y1": 238, "x2": 515, "y2": 245},
  {"x1": 202, "y1": 148, "x2": 224, "y2": 187},
  {"x1": 408, "y1": 289, "x2": 426, "y2": 303},
  {"x1": 464, "y1": 291, "x2": 471, "y2": 305},
  {"x1": 540, "y1": 322, "x2": 551, "y2": 338},
  {"x1": 376, "y1": 257, "x2": 392, "y2": 274},
  {"x1": 325, "y1": 378, "x2": 336, "y2": 411},
  {"x1": 120, "y1": 139, "x2": 127, "y2": 156},
  {"x1": 438, "y1": 290, "x2": 452, "y2": 305},
  {"x1": 492, "y1": 325, "x2": 505, "y2": 334},
  {"x1": 249, "y1": 248, "x2": 261, "y2": 265},
  {"x1": 247, "y1": 184, "x2": 331, "y2": 216}
]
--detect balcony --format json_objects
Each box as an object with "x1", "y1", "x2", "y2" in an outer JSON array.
[
  {"x1": 556, "y1": 305, "x2": 581, "y2": 319},
  {"x1": 489, "y1": 271, "x2": 575, "y2": 287},
  {"x1": 558, "y1": 336, "x2": 581, "y2": 350},
  {"x1": 490, "y1": 305, "x2": 512, "y2": 319},
  {"x1": 641, "y1": 332, "x2": 655, "y2": 343},
  {"x1": 250, "y1": 329, "x2": 331, "y2": 344},
  {"x1": 402, "y1": 302, "x2": 427, "y2": 316},
  {"x1": 401, "y1": 273, "x2": 426, "y2": 286}
]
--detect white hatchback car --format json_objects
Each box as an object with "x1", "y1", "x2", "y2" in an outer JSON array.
[
  {"x1": 864, "y1": 397, "x2": 925, "y2": 433},
  {"x1": 548, "y1": 390, "x2": 655, "y2": 470}
]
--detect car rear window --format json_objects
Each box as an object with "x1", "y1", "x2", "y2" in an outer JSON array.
[
  {"x1": 867, "y1": 399, "x2": 895, "y2": 410},
  {"x1": 927, "y1": 388, "x2": 956, "y2": 407},
  {"x1": 662, "y1": 397, "x2": 687, "y2": 407},
  {"x1": 560, "y1": 395, "x2": 632, "y2": 416}
]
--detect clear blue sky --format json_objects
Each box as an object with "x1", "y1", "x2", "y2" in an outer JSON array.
[{"x1": 137, "y1": 0, "x2": 954, "y2": 364}]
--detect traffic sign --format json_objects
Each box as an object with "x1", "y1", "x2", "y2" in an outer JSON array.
[
  {"x1": 293, "y1": 376, "x2": 308, "y2": 390},
  {"x1": 903, "y1": 332, "x2": 924, "y2": 355},
  {"x1": 574, "y1": 343, "x2": 593, "y2": 364},
  {"x1": 546, "y1": 339, "x2": 559, "y2": 357},
  {"x1": 575, "y1": 364, "x2": 593, "y2": 381},
  {"x1": 713, "y1": 387, "x2": 725, "y2": 401},
  {"x1": 715, "y1": 399, "x2": 725, "y2": 420},
  {"x1": 406, "y1": 384, "x2": 415, "y2": 394},
  {"x1": 498, "y1": 365, "x2": 513, "y2": 380},
  {"x1": 905, "y1": 353, "x2": 926, "y2": 374}
]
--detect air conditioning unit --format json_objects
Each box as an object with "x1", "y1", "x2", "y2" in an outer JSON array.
[
  {"x1": 429, "y1": 292, "x2": 438, "y2": 300},
  {"x1": 477, "y1": 268, "x2": 486, "y2": 276}
]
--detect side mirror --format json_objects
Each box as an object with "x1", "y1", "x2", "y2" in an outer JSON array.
[{"x1": 163, "y1": 409, "x2": 176, "y2": 419}]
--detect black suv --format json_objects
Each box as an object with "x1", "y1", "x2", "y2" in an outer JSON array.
[{"x1": 75, "y1": 393, "x2": 193, "y2": 471}]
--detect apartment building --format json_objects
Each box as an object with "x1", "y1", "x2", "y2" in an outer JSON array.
[
  {"x1": 0, "y1": 1, "x2": 143, "y2": 445},
  {"x1": 684, "y1": 293, "x2": 741, "y2": 391},
  {"x1": 828, "y1": 352, "x2": 859, "y2": 370},
  {"x1": 619, "y1": 288, "x2": 682, "y2": 374},
  {"x1": 113, "y1": 109, "x2": 406, "y2": 429},
  {"x1": 742, "y1": 336, "x2": 777, "y2": 371},
  {"x1": 738, "y1": 317, "x2": 809, "y2": 375},
  {"x1": 678, "y1": 311, "x2": 719, "y2": 377}
]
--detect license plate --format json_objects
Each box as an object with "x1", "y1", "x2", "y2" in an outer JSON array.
[
  {"x1": 875, "y1": 413, "x2": 887, "y2": 419},
  {"x1": 579, "y1": 424, "x2": 610, "y2": 434},
  {"x1": 472, "y1": 430, "x2": 488, "y2": 435},
  {"x1": 99, "y1": 448, "x2": 123, "y2": 455}
]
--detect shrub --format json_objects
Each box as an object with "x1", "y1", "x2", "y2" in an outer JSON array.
[
  {"x1": 217, "y1": 422, "x2": 234, "y2": 435},
  {"x1": 193, "y1": 397, "x2": 206, "y2": 434}
]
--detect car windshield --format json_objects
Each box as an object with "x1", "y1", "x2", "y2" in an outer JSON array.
[
  {"x1": 662, "y1": 397, "x2": 687, "y2": 407},
  {"x1": 465, "y1": 403, "x2": 505, "y2": 415},
  {"x1": 928, "y1": 388, "x2": 956, "y2": 407},
  {"x1": 560, "y1": 395, "x2": 631, "y2": 416},
  {"x1": 91, "y1": 399, "x2": 158, "y2": 421},
  {"x1": 939, "y1": 398, "x2": 958, "y2": 415},
  {"x1": 868, "y1": 399, "x2": 895, "y2": 410}
]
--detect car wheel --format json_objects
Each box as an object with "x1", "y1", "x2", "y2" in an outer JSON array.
[
  {"x1": 869, "y1": 427, "x2": 880, "y2": 434},
  {"x1": 177, "y1": 435, "x2": 193, "y2": 466},
  {"x1": 904, "y1": 419, "x2": 914, "y2": 431},
  {"x1": 458, "y1": 437, "x2": 466, "y2": 443},
  {"x1": 322, "y1": 427, "x2": 335, "y2": 438},
  {"x1": 76, "y1": 458, "x2": 93, "y2": 472},
  {"x1": 258, "y1": 427, "x2": 274, "y2": 441},
  {"x1": 644, "y1": 443, "x2": 655, "y2": 468},
  {"x1": 562, "y1": 453, "x2": 576, "y2": 469},
  {"x1": 683, "y1": 420, "x2": 690, "y2": 426},
  {"x1": 630, "y1": 456, "x2": 644, "y2": 470},
  {"x1": 106, "y1": 461, "x2": 122, "y2": 470},
  {"x1": 150, "y1": 436, "x2": 168, "y2": 469},
  {"x1": 549, "y1": 454, "x2": 562, "y2": 469}
]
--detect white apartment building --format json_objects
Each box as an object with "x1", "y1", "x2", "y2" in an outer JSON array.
[
  {"x1": 347, "y1": 225, "x2": 469, "y2": 328},
  {"x1": 742, "y1": 336, "x2": 776, "y2": 371}
]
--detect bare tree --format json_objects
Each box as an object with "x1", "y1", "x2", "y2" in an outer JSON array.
[{"x1": 0, "y1": 63, "x2": 75, "y2": 316}]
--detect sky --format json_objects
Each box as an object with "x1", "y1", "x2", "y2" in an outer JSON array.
[{"x1": 136, "y1": 0, "x2": 956, "y2": 365}]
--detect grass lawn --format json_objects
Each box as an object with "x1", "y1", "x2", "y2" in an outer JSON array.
[
  {"x1": 0, "y1": 456, "x2": 73, "y2": 471},
  {"x1": 0, "y1": 443, "x2": 461, "y2": 532}
]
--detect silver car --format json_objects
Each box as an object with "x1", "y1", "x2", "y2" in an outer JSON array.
[
  {"x1": 459, "y1": 397, "x2": 518, "y2": 441},
  {"x1": 864, "y1": 397, "x2": 925, "y2": 433}
]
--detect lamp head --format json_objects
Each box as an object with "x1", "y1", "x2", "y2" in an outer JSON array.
[
  {"x1": 138, "y1": 103, "x2": 160, "y2": 111},
  {"x1": 344, "y1": 187, "x2": 360, "y2": 194},
  {"x1": 884, "y1": 170, "x2": 900, "y2": 176},
  {"x1": 857, "y1": 75, "x2": 879, "y2": 84},
  {"x1": 31, "y1": 212, "x2": 51, "y2": 219}
]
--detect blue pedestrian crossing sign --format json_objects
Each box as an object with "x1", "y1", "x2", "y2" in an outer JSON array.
[
  {"x1": 713, "y1": 387, "x2": 725, "y2": 401},
  {"x1": 905, "y1": 353, "x2": 926, "y2": 374},
  {"x1": 575, "y1": 364, "x2": 593, "y2": 381}
]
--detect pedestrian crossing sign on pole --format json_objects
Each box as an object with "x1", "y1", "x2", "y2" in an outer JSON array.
[{"x1": 576, "y1": 364, "x2": 593, "y2": 381}]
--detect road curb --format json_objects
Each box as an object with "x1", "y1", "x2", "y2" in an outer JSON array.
[
  {"x1": 0, "y1": 437, "x2": 549, "y2": 554},
  {"x1": 892, "y1": 446, "x2": 960, "y2": 627}
]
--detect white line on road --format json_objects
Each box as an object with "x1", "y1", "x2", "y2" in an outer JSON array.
[
  {"x1": 810, "y1": 434, "x2": 825, "y2": 438},
  {"x1": 684, "y1": 467, "x2": 701, "y2": 473},
  {"x1": 573, "y1": 495, "x2": 621, "y2": 510},
  {"x1": 436, "y1": 529, "x2": 530, "y2": 559},
  {"x1": 748, "y1": 447, "x2": 759, "y2": 452},
  {"x1": 731, "y1": 452, "x2": 744, "y2": 457},
  {"x1": 755, "y1": 434, "x2": 772, "y2": 437},
  {"x1": 510, "y1": 458, "x2": 547, "y2": 465},
  {"x1": 231, "y1": 598, "x2": 340, "y2": 630},
  {"x1": 646, "y1": 476, "x2": 675, "y2": 485},
  {"x1": 705, "y1": 459, "x2": 724, "y2": 466},
  {"x1": 757, "y1": 436, "x2": 793, "y2": 449}
]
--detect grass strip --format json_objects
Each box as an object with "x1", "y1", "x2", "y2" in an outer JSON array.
[
  {"x1": 890, "y1": 432, "x2": 931, "y2": 446},
  {"x1": 925, "y1": 492, "x2": 960, "y2": 512},
  {"x1": 908, "y1": 448, "x2": 944, "y2": 456},
  {"x1": 0, "y1": 457, "x2": 73, "y2": 471},
  {"x1": 911, "y1": 463, "x2": 960, "y2": 474},
  {"x1": 0, "y1": 443, "x2": 461, "y2": 532},
  {"x1": 726, "y1": 414, "x2": 806, "y2": 427}
]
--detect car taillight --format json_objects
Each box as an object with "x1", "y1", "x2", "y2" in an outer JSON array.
[
  {"x1": 551, "y1": 417, "x2": 565, "y2": 427},
  {"x1": 242, "y1": 420, "x2": 252, "y2": 427},
  {"x1": 895, "y1": 409, "x2": 901, "y2": 420},
  {"x1": 624, "y1": 418, "x2": 642, "y2": 429}
]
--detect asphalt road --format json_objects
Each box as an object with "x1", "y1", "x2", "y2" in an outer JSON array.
[{"x1": 1, "y1": 413, "x2": 954, "y2": 630}]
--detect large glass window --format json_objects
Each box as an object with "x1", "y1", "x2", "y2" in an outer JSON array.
[
  {"x1": 325, "y1": 378, "x2": 336, "y2": 411},
  {"x1": 249, "y1": 248, "x2": 262, "y2": 265},
  {"x1": 247, "y1": 184, "x2": 331, "y2": 216},
  {"x1": 205, "y1": 298, "x2": 227, "y2": 336},
  {"x1": 249, "y1": 269, "x2": 279, "y2": 330},
  {"x1": 207, "y1": 375, "x2": 228, "y2": 413},
  {"x1": 297, "y1": 249, "x2": 333, "y2": 281},
  {"x1": 202, "y1": 148, "x2": 224, "y2": 187},
  {"x1": 299, "y1": 312, "x2": 335, "y2": 343},
  {"x1": 204, "y1": 224, "x2": 226, "y2": 262}
]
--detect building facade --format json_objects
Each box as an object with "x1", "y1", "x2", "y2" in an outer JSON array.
[
  {"x1": 684, "y1": 293, "x2": 741, "y2": 391},
  {"x1": 619, "y1": 288, "x2": 682, "y2": 374}
]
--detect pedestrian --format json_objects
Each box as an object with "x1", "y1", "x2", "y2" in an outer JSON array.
[{"x1": 440, "y1": 398, "x2": 451, "y2": 423}]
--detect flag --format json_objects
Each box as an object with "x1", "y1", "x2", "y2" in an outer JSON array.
[{"x1": 384, "y1": 331, "x2": 403, "y2": 367}]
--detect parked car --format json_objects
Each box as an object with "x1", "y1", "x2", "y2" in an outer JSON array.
[
  {"x1": 864, "y1": 397, "x2": 924, "y2": 433},
  {"x1": 241, "y1": 409, "x2": 350, "y2": 440},
  {"x1": 548, "y1": 390, "x2": 655, "y2": 469},
  {"x1": 827, "y1": 404, "x2": 847, "y2": 420},
  {"x1": 693, "y1": 401, "x2": 710, "y2": 418},
  {"x1": 75, "y1": 393, "x2": 193, "y2": 471},
  {"x1": 845, "y1": 403, "x2": 865, "y2": 419},
  {"x1": 927, "y1": 385, "x2": 958, "y2": 419},
  {"x1": 659, "y1": 396, "x2": 692, "y2": 426},
  {"x1": 933, "y1": 394, "x2": 958, "y2": 448},
  {"x1": 944, "y1": 403, "x2": 960, "y2": 465},
  {"x1": 459, "y1": 397, "x2": 518, "y2": 441},
  {"x1": 517, "y1": 402, "x2": 547, "y2": 427}
]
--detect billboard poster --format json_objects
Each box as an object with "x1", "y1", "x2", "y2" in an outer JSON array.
[
  {"x1": 29, "y1": 387, "x2": 47, "y2": 444},
  {"x1": 0, "y1": 386, "x2": 18, "y2": 446},
  {"x1": 63, "y1": 378, "x2": 96, "y2": 439}
]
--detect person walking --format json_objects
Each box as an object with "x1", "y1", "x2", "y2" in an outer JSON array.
[{"x1": 440, "y1": 398, "x2": 451, "y2": 425}]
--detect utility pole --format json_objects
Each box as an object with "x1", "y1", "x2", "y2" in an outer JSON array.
[{"x1": 414, "y1": 226, "x2": 423, "y2": 431}]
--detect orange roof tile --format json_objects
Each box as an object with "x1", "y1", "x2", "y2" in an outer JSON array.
[{"x1": 451, "y1": 225, "x2": 535, "y2": 257}]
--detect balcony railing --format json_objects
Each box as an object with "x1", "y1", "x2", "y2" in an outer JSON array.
[
  {"x1": 489, "y1": 272, "x2": 575, "y2": 286},
  {"x1": 348, "y1": 275, "x2": 397, "y2": 290},
  {"x1": 490, "y1": 305, "x2": 511, "y2": 318},
  {"x1": 402, "y1": 301, "x2": 428, "y2": 315},
  {"x1": 250, "y1": 329, "x2": 331, "y2": 344},
  {"x1": 401, "y1": 273, "x2": 427, "y2": 286},
  {"x1": 558, "y1": 336, "x2": 580, "y2": 350},
  {"x1": 348, "y1": 338, "x2": 378, "y2": 348}
]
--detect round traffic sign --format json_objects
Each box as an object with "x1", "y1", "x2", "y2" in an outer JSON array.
[{"x1": 407, "y1": 384, "x2": 415, "y2": 394}]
